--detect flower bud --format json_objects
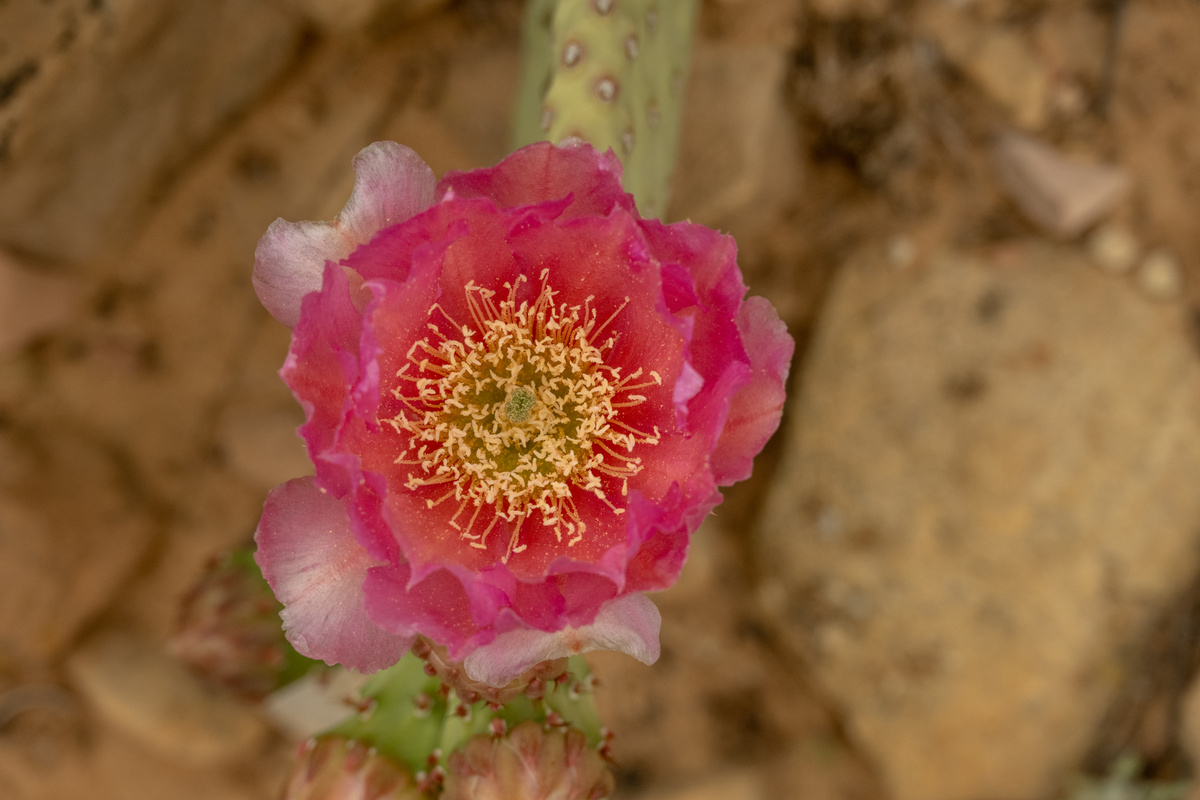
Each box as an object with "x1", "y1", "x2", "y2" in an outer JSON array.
[
  {"x1": 171, "y1": 553, "x2": 296, "y2": 699},
  {"x1": 285, "y1": 736, "x2": 423, "y2": 800},
  {"x1": 443, "y1": 721, "x2": 614, "y2": 800},
  {"x1": 411, "y1": 636, "x2": 568, "y2": 706}
]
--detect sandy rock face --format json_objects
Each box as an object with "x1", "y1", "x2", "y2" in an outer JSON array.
[
  {"x1": 0, "y1": 428, "x2": 153, "y2": 667},
  {"x1": 0, "y1": 0, "x2": 304, "y2": 263},
  {"x1": 759, "y1": 244, "x2": 1200, "y2": 800},
  {"x1": 67, "y1": 629, "x2": 269, "y2": 768}
]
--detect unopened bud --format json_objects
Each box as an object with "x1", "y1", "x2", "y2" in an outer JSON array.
[
  {"x1": 285, "y1": 736, "x2": 422, "y2": 800},
  {"x1": 171, "y1": 552, "x2": 303, "y2": 699},
  {"x1": 443, "y1": 721, "x2": 614, "y2": 800}
]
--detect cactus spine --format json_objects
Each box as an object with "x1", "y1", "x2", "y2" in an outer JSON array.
[{"x1": 513, "y1": 0, "x2": 698, "y2": 219}]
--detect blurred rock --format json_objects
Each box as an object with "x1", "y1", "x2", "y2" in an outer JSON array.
[
  {"x1": 808, "y1": 0, "x2": 891, "y2": 21},
  {"x1": 111, "y1": 469, "x2": 265, "y2": 642},
  {"x1": 921, "y1": 5, "x2": 1049, "y2": 129},
  {"x1": 380, "y1": 41, "x2": 520, "y2": 178},
  {"x1": 1088, "y1": 224, "x2": 1140, "y2": 275},
  {"x1": 0, "y1": 0, "x2": 304, "y2": 263},
  {"x1": 1181, "y1": 673, "x2": 1200, "y2": 776},
  {"x1": 284, "y1": 0, "x2": 449, "y2": 32},
  {"x1": 993, "y1": 131, "x2": 1130, "y2": 238},
  {"x1": 590, "y1": 518, "x2": 830, "y2": 785},
  {"x1": 1136, "y1": 249, "x2": 1184, "y2": 302},
  {"x1": 0, "y1": 730, "x2": 276, "y2": 800},
  {"x1": 759, "y1": 244, "x2": 1200, "y2": 800},
  {"x1": 764, "y1": 737, "x2": 881, "y2": 800},
  {"x1": 0, "y1": 429, "x2": 152, "y2": 666},
  {"x1": 217, "y1": 403, "x2": 311, "y2": 489},
  {"x1": 704, "y1": 0, "x2": 800, "y2": 46},
  {"x1": 67, "y1": 629, "x2": 268, "y2": 768},
  {"x1": 670, "y1": 42, "x2": 799, "y2": 249},
  {"x1": 41, "y1": 39, "x2": 423, "y2": 502},
  {"x1": 637, "y1": 769, "x2": 764, "y2": 800},
  {"x1": 0, "y1": 250, "x2": 80, "y2": 354}
]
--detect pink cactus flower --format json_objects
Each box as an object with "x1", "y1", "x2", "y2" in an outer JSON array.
[{"x1": 253, "y1": 140, "x2": 793, "y2": 685}]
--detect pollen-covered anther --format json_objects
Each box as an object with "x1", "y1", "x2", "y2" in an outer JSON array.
[{"x1": 390, "y1": 274, "x2": 657, "y2": 559}]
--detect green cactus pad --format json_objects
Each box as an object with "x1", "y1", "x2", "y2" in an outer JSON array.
[
  {"x1": 328, "y1": 654, "x2": 606, "y2": 778},
  {"x1": 513, "y1": 0, "x2": 698, "y2": 219}
]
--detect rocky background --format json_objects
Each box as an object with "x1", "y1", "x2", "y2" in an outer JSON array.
[{"x1": 3, "y1": 1, "x2": 1200, "y2": 799}]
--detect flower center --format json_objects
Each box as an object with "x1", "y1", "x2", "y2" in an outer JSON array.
[
  {"x1": 387, "y1": 271, "x2": 662, "y2": 561},
  {"x1": 504, "y1": 387, "x2": 535, "y2": 424}
]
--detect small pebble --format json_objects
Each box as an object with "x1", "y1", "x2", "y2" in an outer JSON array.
[
  {"x1": 992, "y1": 131, "x2": 1129, "y2": 238},
  {"x1": 1136, "y1": 249, "x2": 1183, "y2": 301},
  {"x1": 888, "y1": 236, "x2": 916, "y2": 269},
  {"x1": 1087, "y1": 224, "x2": 1139, "y2": 275}
]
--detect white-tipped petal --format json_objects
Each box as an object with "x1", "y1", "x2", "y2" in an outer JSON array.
[
  {"x1": 255, "y1": 477, "x2": 414, "y2": 672},
  {"x1": 463, "y1": 593, "x2": 661, "y2": 687},
  {"x1": 253, "y1": 219, "x2": 348, "y2": 328},
  {"x1": 252, "y1": 142, "x2": 436, "y2": 328},
  {"x1": 340, "y1": 141, "x2": 436, "y2": 241}
]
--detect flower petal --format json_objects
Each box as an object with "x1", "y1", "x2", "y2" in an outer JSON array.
[
  {"x1": 462, "y1": 593, "x2": 661, "y2": 687},
  {"x1": 255, "y1": 477, "x2": 414, "y2": 672},
  {"x1": 710, "y1": 296, "x2": 794, "y2": 485},
  {"x1": 254, "y1": 219, "x2": 350, "y2": 329},
  {"x1": 253, "y1": 142, "x2": 435, "y2": 328},
  {"x1": 340, "y1": 141, "x2": 437, "y2": 244},
  {"x1": 436, "y1": 139, "x2": 634, "y2": 221}
]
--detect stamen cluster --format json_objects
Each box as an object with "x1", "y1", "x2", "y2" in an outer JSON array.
[{"x1": 388, "y1": 271, "x2": 661, "y2": 560}]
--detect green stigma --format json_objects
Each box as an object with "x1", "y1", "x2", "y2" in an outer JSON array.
[{"x1": 505, "y1": 387, "x2": 536, "y2": 424}]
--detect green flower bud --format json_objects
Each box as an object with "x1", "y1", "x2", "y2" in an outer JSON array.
[
  {"x1": 443, "y1": 721, "x2": 614, "y2": 800},
  {"x1": 284, "y1": 736, "x2": 425, "y2": 800}
]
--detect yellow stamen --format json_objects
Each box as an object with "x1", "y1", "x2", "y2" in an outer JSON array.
[{"x1": 387, "y1": 274, "x2": 660, "y2": 552}]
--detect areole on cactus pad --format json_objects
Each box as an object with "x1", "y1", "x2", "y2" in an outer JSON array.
[{"x1": 251, "y1": 139, "x2": 792, "y2": 686}]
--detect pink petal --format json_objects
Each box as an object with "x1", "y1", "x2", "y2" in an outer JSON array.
[
  {"x1": 363, "y1": 563, "x2": 506, "y2": 654},
  {"x1": 254, "y1": 220, "x2": 350, "y2": 329},
  {"x1": 340, "y1": 142, "x2": 437, "y2": 243},
  {"x1": 285, "y1": 262, "x2": 363, "y2": 498},
  {"x1": 254, "y1": 477, "x2": 414, "y2": 672},
  {"x1": 711, "y1": 296, "x2": 794, "y2": 485},
  {"x1": 436, "y1": 139, "x2": 634, "y2": 221},
  {"x1": 253, "y1": 142, "x2": 436, "y2": 328},
  {"x1": 462, "y1": 593, "x2": 661, "y2": 687}
]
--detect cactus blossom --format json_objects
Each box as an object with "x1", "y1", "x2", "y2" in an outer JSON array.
[{"x1": 252, "y1": 140, "x2": 792, "y2": 684}]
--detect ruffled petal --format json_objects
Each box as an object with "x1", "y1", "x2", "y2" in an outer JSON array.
[
  {"x1": 285, "y1": 262, "x2": 363, "y2": 497},
  {"x1": 710, "y1": 296, "x2": 794, "y2": 485},
  {"x1": 436, "y1": 139, "x2": 634, "y2": 221},
  {"x1": 254, "y1": 219, "x2": 350, "y2": 329},
  {"x1": 253, "y1": 142, "x2": 436, "y2": 328},
  {"x1": 340, "y1": 141, "x2": 437, "y2": 244},
  {"x1": 254, "y1": 477, "x2": 414, "y2": 672},
  {"x1": 462, "y1": 593, "x2": 661, "y2": 687}
]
